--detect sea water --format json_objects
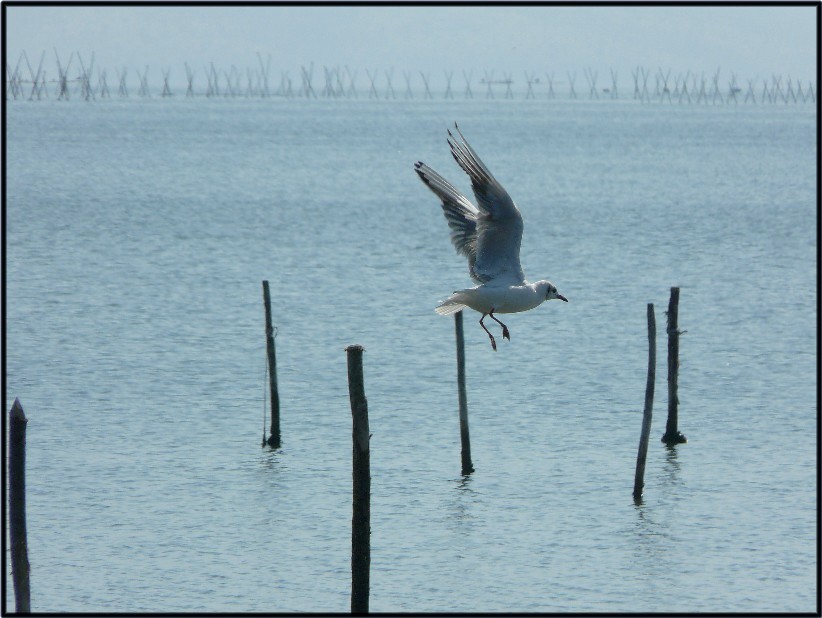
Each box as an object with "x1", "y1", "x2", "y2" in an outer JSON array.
[{"x1": 4, "y1": 96, "x2": 816, "y2": 612}]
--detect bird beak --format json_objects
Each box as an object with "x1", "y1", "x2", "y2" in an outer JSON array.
[{"x1": 558, "y1": 294, "x2": 568, "y2": 302}]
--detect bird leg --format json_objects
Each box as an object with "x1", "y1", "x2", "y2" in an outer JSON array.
[
  {"x1": 489, "y1": 311, "x2": 510, "y2": 341},
  {"x1": 479, "y1": 313, "x2": 497, "y2": 351}
]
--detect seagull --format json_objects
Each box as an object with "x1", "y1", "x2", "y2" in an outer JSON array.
[{"x1": 415, "y1": 124, "x2": 567, "y2": 351}]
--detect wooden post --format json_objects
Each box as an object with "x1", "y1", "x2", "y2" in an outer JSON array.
[
  {"x1": 346, "y1": 345, "x2": 370, "y2": 614},
  {"x1": 662, "y1": 287, "x2": 687, "y2": 445},
  {"x1": 454, "y1": 311, "x2": 474, "y2": 475},
  {"x1": 262, "y1": 281, "x2": 281, "y2": 448},
  {"x1": 9, "y1": 398, "x2": 31, "y2": 613},
  {"x1": 633, "y1": 305, "x2": 656, "y2": 502}
]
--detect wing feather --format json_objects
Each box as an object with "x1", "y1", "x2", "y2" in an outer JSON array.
[
  {"x1": 414, "y1": 162, "x2": 483, "y2": 283},
  {"x1": 416, "y1": 124, "x2": 527, "y2": 286},
  {"x1": 446, "y1": 124, "x2": 525, "y2": 284}
]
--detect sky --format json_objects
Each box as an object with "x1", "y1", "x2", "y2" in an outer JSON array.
[{"x1": 4, "y1": 5, "x2": 817, "y2": 90}]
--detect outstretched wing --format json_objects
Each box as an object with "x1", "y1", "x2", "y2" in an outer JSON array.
[
  {"x1": 446, "y1": 124, "x2": 525, "y2": 285},
  {"x1": 415, "y1": 161, "x2": 483, "y2": 283}
]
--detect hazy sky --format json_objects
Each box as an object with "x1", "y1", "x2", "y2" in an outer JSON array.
[{"x1": 5, "y1": 5, "x2": 817, "y2": 88}]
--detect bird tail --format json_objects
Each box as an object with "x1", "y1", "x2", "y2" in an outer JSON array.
[{"x1": 435, "y1": 293, "x2": 468, "y2": 316}]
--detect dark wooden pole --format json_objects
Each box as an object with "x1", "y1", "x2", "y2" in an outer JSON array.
[
  {"x1": 662, "y1": 287, "x2": 687, "y2": 445},
  {"x1": 454, "y1": 311, "x2": 474, "y2": 475},
  {"x1": 9, "y1": 398, "x2": 31, "y2": 613},
  {"x1": 634, "y1": 304, "x2": 656, "y2": 502},
  {"x1": 262, "y1": 280, "x2": 281, "y2": 448},
  {"x1": 346, "y1": 345, "x2": 370, "y2": 614}
]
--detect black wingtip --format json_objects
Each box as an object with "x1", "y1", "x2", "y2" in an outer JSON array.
[
  {"x1": 447, "y1": 123, "x2": 465, "y2": 149},
  {"x1": 414, "y1": 162, "x2": 430, "y2": 183}
]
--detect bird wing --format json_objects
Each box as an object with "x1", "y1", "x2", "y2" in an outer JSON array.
[
  {"x1": 446, "y1": 124, "x2": 525, "y2": 285},
  {"x1": 414, "y1": 161, "x2": 483, "y2": 283}
]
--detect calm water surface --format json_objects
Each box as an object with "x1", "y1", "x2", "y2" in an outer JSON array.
[{"x1": 4, "y1": 97, "x2": 817, "y2": 612}]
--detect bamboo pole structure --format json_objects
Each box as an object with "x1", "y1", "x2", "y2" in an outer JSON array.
[
  {"x1": 54, "y1": 50, "x2": 72, "y2": 100},
  {"x1": 6, "y1": 53, "x2": 813, "y2": 104},
  {"x1": 420, "y1": 71, "x2": 433, "y2": 99},
  {"x1": 345, "y1": 66, "x2": 358, "y2": 98},
  {"x1": 662, "y1": 287, "x2": 687, "y2": 445},
  {"x1": 633, "y1": 304, "x2": 656, "y2": 502},
  {"x1": 161, "y1": 69, "x2": 172, "y2": 97},
  {"x1": 567, "y1": 71, "x2": 578, "y2": 99},
  {"x1": 384, "y1": 68, "x2": 396, "y2": 99},
  {"x1": 9, "y1": 398, "x2": 31, "y2": 613},
  {"x1": 116, "y1": 67, "x2": 128, "y2": 97},
  {"x1": 262, "y1": 281, "x2": 281, "y2": 448},
  {"x1": 463, "y1": 70, "x2": 474, "y2": 98},
  {"x1": 346, "y1": 345, "x2": 370, "y2": 614},
  {"x1": 545, "y1": 72, "x2": 556, "y2": 98},
  {"x1": 454, "y1": 311, "x2": 474, "y2": 475},
  {"x1": 366, "y1": 68, "x2": 378, "y2": 99},
  {"x1": 443, "y1": 70, "x2": 454, "y2": 99}
]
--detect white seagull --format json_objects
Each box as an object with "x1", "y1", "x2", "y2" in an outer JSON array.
[{"x1": 415, "y1": 124, "x2": 568, "y2": 351}]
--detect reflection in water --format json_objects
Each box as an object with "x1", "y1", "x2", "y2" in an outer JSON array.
[
  {"x1": 258, "y1": 448, "x2": 288, "y2": 474},
  {"x1": 447, "y1": 474, "x2": 478, "y2": 533},
  {"x1": 633, "y1": 443, "x2": 682, "y2": 507},
  {"x1": 630, "y1": 498, "x2": 674, "y2": 602},
  {"x1": 251, "y1": 448, "x2": 291, "y2": 498},
  {"x1": 627, "y1": 444, "x2": 682, "y2": 605},
  {"x1": 632, "y1": 440, "x2": 681, "y2": 533},
  {"x1": 632, "y1": 506, "x2": 666, "y2": 556},
  {"x1": 455, "y1": 474, "x2": 473, "y2": 492},
  {"x1": 663, "y1": 444, "x2": 682, "y2": 484}
]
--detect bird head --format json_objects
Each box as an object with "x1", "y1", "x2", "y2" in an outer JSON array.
[{"x1": 540, "y1": 280, "x2": 568, "y2": 302}]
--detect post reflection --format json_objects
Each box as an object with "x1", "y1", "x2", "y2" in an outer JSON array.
[
  {"x1": 447, "y1": 474, "x2": 478, "y2": 533},
  {"x1": 663, "y1": 443, "x2": 682, "y2": 484}
]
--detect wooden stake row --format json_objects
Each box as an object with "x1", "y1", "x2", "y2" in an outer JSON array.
[
  {"x1": 9, "y1": 398, "x2": 31, "y2": 614},
  {"x1": 4, "y1": 285, "x2": 688, "y2": 612},
  {"x1": 634, "y1": 287, "x2": 688, "y2": 503},
  {"x1": 633, "y1": 304, "x2": 656, "y2": 503},
  {"x1": 262, "y1": 280, "x2": 280, "y2": 448}
]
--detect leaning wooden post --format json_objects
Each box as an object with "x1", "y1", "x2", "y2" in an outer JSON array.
[
  {"x1": 346, "y1": 345, "x2": 370, "y2": 614},
  {"x1": 662, "y1": 287, "x2": 687, "y2": 445},
  {"x1": 633, "y1": 304, "x2": 656, "y2": 502},
  {"x1": 454, "y1": 311, "x2": 474, "y2": 475},
  {"x1": 262, "y1": 281, "x2": 281, "y2": 448},
  {"x1": 9, "y1": 398, "x2": 31, "y2": 613}
]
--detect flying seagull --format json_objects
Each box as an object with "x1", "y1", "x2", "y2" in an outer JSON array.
[{"x1": 414, "y1": 124, "x2": 567, "y2": 351}]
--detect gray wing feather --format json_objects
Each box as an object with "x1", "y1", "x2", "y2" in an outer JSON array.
[
  {"x1": 446, "y1": 124, "x2": 525, "y2": 285},
  {"x1": 414, "y1": 161, "x2": 484, "y2": 283}
]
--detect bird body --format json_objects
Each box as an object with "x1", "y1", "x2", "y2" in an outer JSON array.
[
  {"x1": 435, "y1": 280, "x2": 559, "y2": 316},
  {"x1": 415, "y1": 124, "x2": 567, "y2": 350}
]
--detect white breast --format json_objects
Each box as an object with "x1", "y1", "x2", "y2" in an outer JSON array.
[{"x1": 461, "y1": 284, "x2": 545, "y2": 314}]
